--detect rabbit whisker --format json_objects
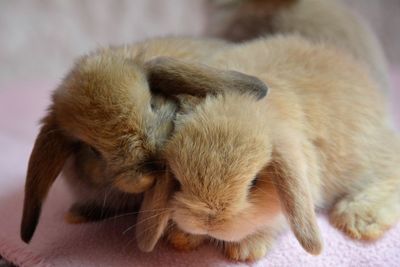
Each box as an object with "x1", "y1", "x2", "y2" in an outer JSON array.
[{"x1": 123, "y1": 210, "x2": 171, "y2": 235}]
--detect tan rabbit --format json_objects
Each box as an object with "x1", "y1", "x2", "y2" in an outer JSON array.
[
  {"x1": 136, "y1": 35, "x2": 400, "y2": 261},
  {"x1": 206, "y1": 0, "x2": 389, "y2": 92},
  {"x1": 20, "y1": 36, "x2": 271, "y2": 243}
]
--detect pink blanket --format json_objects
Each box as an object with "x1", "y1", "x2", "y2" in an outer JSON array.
[{"x1": 1, "y1": 73, "x2": 400, "y2": 267}]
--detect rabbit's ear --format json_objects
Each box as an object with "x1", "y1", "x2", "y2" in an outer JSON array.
[
  {"x1": 271, "y1": 138, "x2": 323, "y2": 255},
  {"x1": 136, "y1": 170, "x2": 175, "y2": 252},
  {"x1": 21, "y1": 114, "x2": 74, "y2": 243},
  {"x1": 145, "y1": 57, "x2": 268, "y2": 100}
]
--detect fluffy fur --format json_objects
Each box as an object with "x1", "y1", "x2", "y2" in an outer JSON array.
[
  {"x1": 20, "y1": 36, "x2": 228, "y2": 243},
  {"x1": 143, "y1": 35, "x2": 400, "y2": 261},
  {"x1": 21, "y1": 36, "x2": 270, "y2": 244}
]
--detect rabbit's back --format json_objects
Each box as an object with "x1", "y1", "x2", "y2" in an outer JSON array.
[{"x1": 209, "y1": 35, "x2": 392, "y2": 205}]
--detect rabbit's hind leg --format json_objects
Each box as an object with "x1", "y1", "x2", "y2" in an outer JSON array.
[{"x1": 329, "y1": 174, "x2": 400, "y2": 240}]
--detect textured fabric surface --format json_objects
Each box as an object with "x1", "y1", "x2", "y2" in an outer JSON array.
[
  {"x1": 0, "y1": 0, "x2": 206, "y2": 87},
  {"x1": 0, "y1": 72, "x2": 399, "y2": 267}
]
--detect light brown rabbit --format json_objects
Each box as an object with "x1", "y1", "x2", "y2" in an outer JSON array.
[
  {"x1": 20, "y1": 36, "x2": 269, "y2": 243},
  {"x1": 206, "y1": 0, "x2": 389, "y2": 92},
  {"x1": 136, "y1": 35, "x2": 400, "y2": 261}
]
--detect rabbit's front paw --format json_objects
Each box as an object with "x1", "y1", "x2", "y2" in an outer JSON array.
[
  {"x1": 224, "y1": 240, "x2": 267, "y2": 262},
  {"x1": 166, "y1": 225, "x2": 206, "y2": 252},
  {"x1": 64, "y1": 210, "x2": 90, "y2": 224},
  {"x1": 65, "y1": 202, "x2": 116, "y2": 224},
  {"x1": 223, "y1": 232, "x2": 274, "y2": 262}
]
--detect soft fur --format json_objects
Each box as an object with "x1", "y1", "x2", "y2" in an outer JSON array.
[
  {"x1": 20, "y1": 37, "x2": 227, "y2": 243},
  {"x1": 141, "y1": 35, "x2": 400, "y2": 261},
  {"x1": 20, "y1": 36, "x2": 270, "y2": 245}
]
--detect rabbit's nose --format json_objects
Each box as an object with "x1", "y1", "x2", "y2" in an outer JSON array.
[
  {"x1": 206, "y1": 213, "x2": 217, "y2": 224},
  {"x1": 113, "y1": 174, "x2": 155, "y2": 193}
]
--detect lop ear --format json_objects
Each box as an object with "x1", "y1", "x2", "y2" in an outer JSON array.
[
  {"x1": 21, "y1": 114, "x2": 74, "y2": 243},
  {"x1": 135, "y1": 170, "x2": 175, "y2": 252},
  {"x1": 271, "y1": 137, "x2": 323, "y2": 255},
  {"x1": 145, "y1": 57, "x2": 268, "y2": 100}
]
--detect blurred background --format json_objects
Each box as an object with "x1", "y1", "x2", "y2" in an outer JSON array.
[
  {"x1": 1, "y1": 2, "x2": 398, "y2": 265},
  {"x1": 0, "y1": 0, "x2": 399, "y2": 88}
]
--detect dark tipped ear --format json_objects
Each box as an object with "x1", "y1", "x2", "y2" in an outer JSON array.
[
  {"x1": 136, "y1": 170, "x2": 175, "y2": 252},
  {"x1": 271, "y1": 139, "x2": 323, "y2": 255},
  {"x1": 21, "y1": 115, "x2": 73, "y2": 243},
  {"x1": 145, "y1": 57, "x2": 268, "y2": 100}
]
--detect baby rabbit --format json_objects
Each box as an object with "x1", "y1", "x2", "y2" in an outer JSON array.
[
  {"x1": 20, "y1": 36, "x2": 269, "y2": 243},
  {"x1": 207, "y1": 0, "x2": 389, "y2": 92},
  {"x1": 137, "y1": 35, "x2": 400, "y2": 261}
]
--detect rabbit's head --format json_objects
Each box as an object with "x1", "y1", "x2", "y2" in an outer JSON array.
[
  {"x1": 20, "y1": 52, "x2": 170, "y2": 242},
  {"x1": 134, "y1": 62, "x2": 321, "y2": 255},
  {"x1": 166, "y1": 93, "x2": 275, "y2": 240}
]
